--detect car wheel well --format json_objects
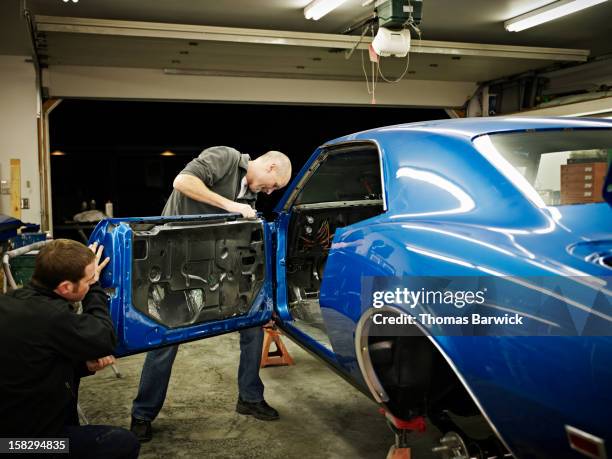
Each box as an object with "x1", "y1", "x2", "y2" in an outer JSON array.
[
  {"x1": 365, "y1": 333, "x2": 481, "y2": 420},
  {"x1": 355, "y1": 307, "x2": 490, "y2": 425},
  {"x1": 355, "y1": 307, "x2": 513, "y2": 457}
]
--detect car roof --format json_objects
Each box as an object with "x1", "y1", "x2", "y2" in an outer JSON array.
[
  {"x1": 334, "y1": 116, "x2": 612, "y2": 144},
  {"x1": 276, "y1": 116, "x2": 612, "y2": 213}
]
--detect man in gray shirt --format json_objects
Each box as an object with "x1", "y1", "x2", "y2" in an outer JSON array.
[{"x1": 131, "y1": 146, "x2": 291, "y2": 442}]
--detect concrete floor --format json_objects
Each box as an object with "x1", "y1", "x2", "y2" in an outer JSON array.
[{"x1": 79, "y1": 332, "x2": 441, "y2": 459}]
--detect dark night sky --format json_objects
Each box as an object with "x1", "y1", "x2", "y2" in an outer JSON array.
[{"x1": 49, "y1": 99, "x2": 446, "y2": 236}]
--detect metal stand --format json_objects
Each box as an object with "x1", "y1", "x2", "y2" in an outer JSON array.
[
  {"x1": 2, "y1": 241, "x2": 49, "y2": 292},
  {"x1": 260, "y1": 326, "x2": 295, "y2": 368}
]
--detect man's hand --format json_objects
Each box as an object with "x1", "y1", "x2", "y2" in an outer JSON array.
[
  {"x1": 228, "y1": 202, "x2": 257, "y2": 219},
  {"x1": 174, "y1": 174, "x2": 256, "y2": 218},
  {"x1": 173, "y1": 174, "x2": 258, "y2": 218},
  {"x1": 86, "y1": 355, "x2": 116, "y2": 372},
  {"x1": 88, "y1": 241, "x2": 111, "y2": 283}
]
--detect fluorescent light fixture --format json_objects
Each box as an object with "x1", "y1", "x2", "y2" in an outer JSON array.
[
  {"x1": 504, "y1": 0, "x2": 608, "y2": 32},
  {"x1": 304, "y1": 0, "x2": 348, "y2": 20}
]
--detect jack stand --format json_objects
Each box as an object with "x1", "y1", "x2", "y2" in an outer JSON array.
[
  {"x1": 260, "y1": 326, "x2": 294, "y2": 368},
  {"x1": 380, "y1": 408, "x2": 426, "y2": 459}
]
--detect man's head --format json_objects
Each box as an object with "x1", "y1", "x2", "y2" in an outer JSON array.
[
  {"x1": 32, "y1": 239, "x2": 96, "y2": 302},
  {"x1": 246, "y1": 151, "x2": 292, "y2": 195}
]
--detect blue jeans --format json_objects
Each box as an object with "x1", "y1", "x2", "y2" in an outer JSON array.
[
  {"x1": 132, "y1": 327, "x2": 264, "y2": 421},
  {"x1": 62, "y1": 424, "x2": 140, "y2": 459}
]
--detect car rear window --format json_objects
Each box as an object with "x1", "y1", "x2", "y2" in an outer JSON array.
[{"x1": 475, "y1": 129, "x2": 612, "y2": 206}]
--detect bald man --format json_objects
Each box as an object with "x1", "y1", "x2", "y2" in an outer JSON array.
[{"x1": 131, "y1": 146, "x2": 291, "y2": 442}]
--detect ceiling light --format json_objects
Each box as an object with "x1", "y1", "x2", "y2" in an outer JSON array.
[
  {"x1": 304, "y1": 0, "x2": 348, "y2": 20},
  {"x1": 504, "y1": 0, "x2": 608, "y2": 32},
  {"x1": 160, "y1": 150, "x2": 175, "y2": 157},
  {"x1": 51, "y1": 150, "x2": 66, "y2": 156}
]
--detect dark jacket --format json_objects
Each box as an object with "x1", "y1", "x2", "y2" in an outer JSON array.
[{"x1": 0, "y1": 282, "x2": 116, "y2": 436}]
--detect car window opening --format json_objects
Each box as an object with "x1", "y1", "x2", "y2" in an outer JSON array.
[{"x1": 285, "y1": 146, "x2": 386, "y2": 347}]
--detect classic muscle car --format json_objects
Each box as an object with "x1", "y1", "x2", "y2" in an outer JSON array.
[{"x1": 91, "y1": 117, "x2": 612, "y2": 459}]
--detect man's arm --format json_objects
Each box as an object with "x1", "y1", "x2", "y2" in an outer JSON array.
[{"x1": 174, "y1": 174, "x2": 256, "y2": 218}]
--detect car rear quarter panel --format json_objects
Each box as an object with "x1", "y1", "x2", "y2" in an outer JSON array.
[{"x1": 320, "y1": 217, "x2": 612, "y2": 458}]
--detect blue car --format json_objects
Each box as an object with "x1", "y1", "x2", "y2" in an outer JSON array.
[{"x1": 91, "y1": 117, "x2": 612, "y2": 459}]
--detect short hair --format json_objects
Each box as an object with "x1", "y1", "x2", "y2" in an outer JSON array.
[
  {"x1": 32, "y1": 239, "x2": 95, "y2": 290},
  {"x1": 261, "y1": 150, "x2": 292, "y2": 183}
]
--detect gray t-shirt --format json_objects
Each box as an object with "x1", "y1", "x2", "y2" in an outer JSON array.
[{"x1": 162, "y1": 146, "x2": 257, "y2": 216}]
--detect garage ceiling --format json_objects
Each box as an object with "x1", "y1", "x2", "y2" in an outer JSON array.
[
  {"x1": 33, "y1": 20, "x2": 588, "y2": 83},
  {"x1": 2, "y1": 0, "x2": 611, "y2": 84}
]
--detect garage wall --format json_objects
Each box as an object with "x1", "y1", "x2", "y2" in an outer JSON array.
[
  {"x1": 0, "y1": 55, "x2": 41, "y2": 225},
  {"x1": 43, "y1": 65, "x2": 476, "y2": 108}
]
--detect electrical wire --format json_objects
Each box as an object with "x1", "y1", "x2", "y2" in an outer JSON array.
[
  {"x1": 376, "y1": 51, "x2": 411, "y2": 83},
  {"x1": 360, "y1": 23, "x2": 378, "y2": 102},
  {"x1": 299, "y1": 220, "x2": 331, "y2": 251}
]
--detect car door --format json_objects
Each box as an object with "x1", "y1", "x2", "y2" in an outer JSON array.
[{"x1": 89, "y1": 213, "x2": 274, "y2": 356}]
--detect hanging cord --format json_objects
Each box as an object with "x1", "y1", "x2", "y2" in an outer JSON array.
[
  {"x1": 360, "y1": 23, "x2": 378, "y2": 102},
  {"x1": 376, "y1": 49, "x2": 410, "y2": 83}
]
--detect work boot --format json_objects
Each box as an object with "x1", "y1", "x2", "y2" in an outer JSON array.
[
  {"x1": 236, "y1": 398, "x2": 280, "y2": 421},
  {"x1": 130, "y1": 416, "x2": 152, "y2": 443}
]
